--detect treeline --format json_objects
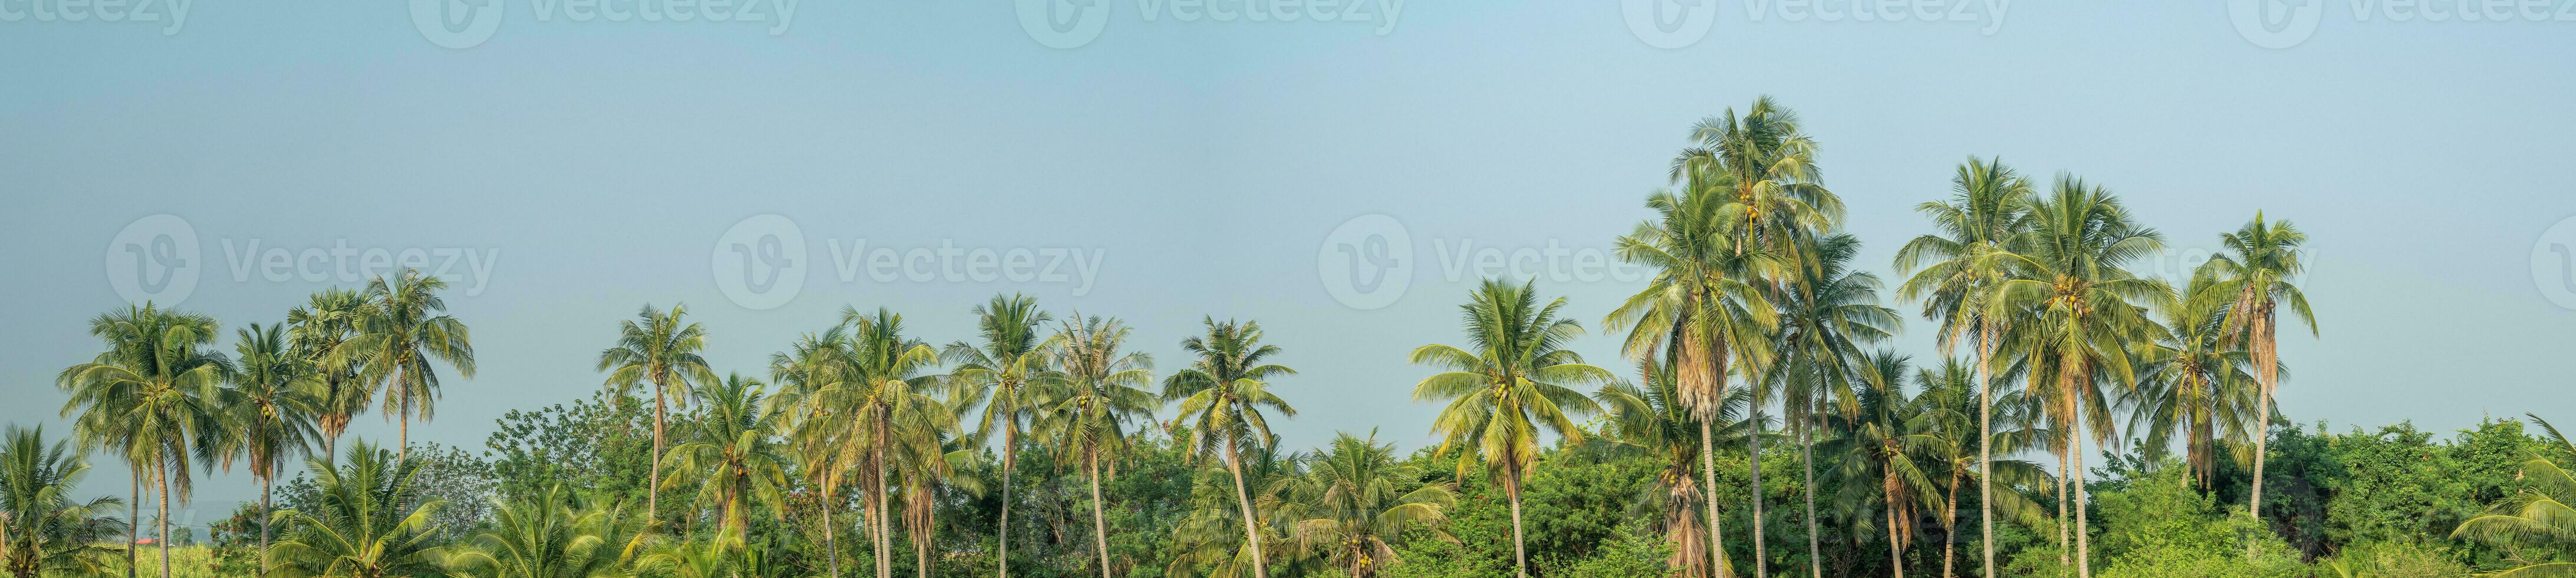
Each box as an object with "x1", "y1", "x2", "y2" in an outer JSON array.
[{"x1": 19, "y1": 96, "x2": 2576, "y2": 578}]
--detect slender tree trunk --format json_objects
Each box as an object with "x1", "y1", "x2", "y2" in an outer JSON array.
[
  {"x1": 1748, "y1": 385, "x2": 1767, "y2": 578},
  {"x1": 157, "y1": 466, "x2": 170, "y2": 578},
  {"x1": 917, "y1": 518, "x2": 932, "y2": 578},
  {"x1": 1942, "y1": 472, "x2": 1961, "y2": 578},
  {"x1": 127, "y1": 468, "x2": 138, "y2": 578},
  {"x1": 879, "y1": 435, "x2": 895, "y2": 578},
  {"x1": 1089, "y1": 454, "x2": 1111, "y2": 578},
  {"x1": 824, "y1": 491, "x2": 841, "y2": 578},
  {"x1": 1224, "y1": 438, "x2": 1271, "y2": 578},
  {"x1": 1508, "y1": 480, "x2": 1530, "y2": 578},
  {"x1": 397, "y1": 395, "x2": 410, "y2": 460},
  {"x1": 999, "y1": 433, "x2": 1015, "y2": 578},
  {"x1": 1801, "y1": 423, "x2": 1821, "y2": 578},
  {"x1": 1702, "y1": 420, "x2": 1732, "y2": 578},
  {"x1": 1977, "y1": 325, "x2": 1996, "y2": 578},
  {"x1": 1886, "y1": 476, "x2": 1905, "y2": 578},
  {"x1": 651, "y1": 375, "x2": 666, "y2": 522},
  {"x1": 2056, "y1": 442, "x2": 2070, "y2": 574},
  {"x1": 2071, "y1": 396, "x2": 2091, "y2": 578},
  {"x1": 260, "y1": 476, "x2": 272, "y2": 578},
  {"x1": 2247, "y1": 317, "x2": 2276, "y2": 559}
]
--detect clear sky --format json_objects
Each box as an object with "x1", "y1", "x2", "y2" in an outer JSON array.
[{"x1": 6, "y1": 0, "x2": 2574, "y2": 528}]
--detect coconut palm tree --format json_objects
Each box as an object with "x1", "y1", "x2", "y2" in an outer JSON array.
[
  {"x1": 57, "y1": 303, "x2": 229, "y2": 578},
  {"x1": 0, "y1": 425, "x2": 127, "y2": 578},
  {"x1": 215, "y1": 323, "x2": 325, "y2": 575},
  {"x1": 2195, "y1": 213, "x2": 2316, "y2": 541},
  {"x1": 1893, "y1": 156, "x2": 2032, "y2": 578},
  {"x1": 265, "y1": 441, "x2": 452, "y2": 578},
  {"x1": 769, "y1": 326, "x2": 854, "y2": 578},
  {"x1": 895, "y1": 440, "x2": 983, "y2": 578},
  {"x1": 1607, "y1": 186, "x2": 1781, "y2": 578},
  {"x1": 287, "y1": 288, "x2": 374, "y2": 459},
  {"x1": 334, "y1": 269, "x2": 476, "y2": 458},
  {"x1": 2126, "y1": 270, "x2": 2262, "y2": 491},
  {"x1": 1912, "y1": 357, "x2": 2054, "y2": 578},
  {"x1": 1767, "y1": 232, "x2": 1900, "y2": 577},
  {"x1": 660, "y1": 373, "x2": 790, "y2": 536},
  {"x1": 1289, "y1": 431, "x2": 1455, "y2": 578},
  {"x1": 1594, "y1": 373, "x2": 1756, "y2": 578},
  {"x1": 1412, "y1": 279, "x2": 1613, "y2": 578},
  {"x1": 941, "y1": 294, "x2": 1055, "y2": 578},
  {"x1": 446, "y1": 483, "x2": 650, "y2": 578},
  {"x1": 597, "y1": 303, "x2": 715, "y2": 522},
  {"x1": 1169, "y1": 444, "x2": 1310, "y2": 578},
  {"x1": 1820, "y1": 351, "x2": 1942, "y2": 578},
  {"x1": 785, "y1": 308, "x2": 948, "y2": 578},
  {"x1": 1164, "y1": 317, "x2": 1299, "y2": 578},
  {"x1": 1982, "y1": 176, "x2": 2175, "y2": 578},
  {"x1": 2452, "y1": 415, "x2": 2576, "y2": 577},
  {"x1": 1033, "y1": 313, "x2": 1157, "y2": 578}
]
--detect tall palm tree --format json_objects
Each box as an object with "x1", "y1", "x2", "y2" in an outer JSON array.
[
  {"x1": 660, "y1": 374, "x2": 790, "y2": 536},
  {"x1": 1034, "y1": 313, "x2": 1157, "y2": 578},
  {"x1": 0, "y1": 425, "x2": 127, "y2": 578},
  {"x1": 1912, "y1": 358, "x2": 2052, "y2": 578},
  {"x1": 57, "y1": 303, "x2": 229, "y2": 578},
  {"x1": 597, "y1": 303, "x2": 715, "y2": 523},
  {"x1": 1983, "y1": 176, "x2": 2175, "y2": 578},
  {"x1": 1607, "y1": 187, "x2": 1781, "y2": 578},
  {"x1": 1593, "y1": 375, "x2": 1755, "y2": 578},
  {"x1": 334, "y1": 269, "x2": 476, "y2": 459},
  {"x1": 286, "y1": 288, "x2": 374, "y2": 459},
  {"x1": 215, "y1": 323, "x2": 324, "y2": 576},
  {"x1": 895, "y1": 440, "x2": 982, "y2": 578},
  {"x1": 1165, "y1": 317, "x2": 1299, "y2": 578},
  {"x1": 2196, "y1": 213, "x2": 2316, "y2": 541},
  {"x1": 447, "y1": 482, "x2": 650, "y2": 578},
  {"x1": 770, "y1": 326, "x2": 854, "y2": 578},
  {"x1": 1167, "y1": 445, "x2": 1305, "y2": 578},
  {"x1": 1289, "y1": 431, "x2": 1455, "y2": 578},
  {"x1": 265, "y1": 441, "x2": 452, "y2": 578},
  {"x1": 1893, "y1": 156, "x2": 2031, "y2": 578},
  {"x1": 1412, "y1": 279, "x2": 1612, "y2": 578},
  {"x1": 1767, "y1": 232, "x2": 1899, "y2": 578},
  {"x1": 787, "y1": 308, "x2": 948, "y2": 578},
  {"x1": 2126, "y1": 270, "x2": 2261, "y2": 491},
  {"x1": 941, "y1": 294, "x2": 1055, "y2": 578},
  {"x1": 1820, "y1": 352, "x2": 1942, "y2": 578}
]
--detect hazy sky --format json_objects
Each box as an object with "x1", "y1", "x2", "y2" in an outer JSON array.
[{"x1": 7, "y1": 0, "x2": 2575, "y2": 528}]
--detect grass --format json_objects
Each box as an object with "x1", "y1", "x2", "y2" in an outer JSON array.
[{"x1": 94, "y1": 545, "x2": 245, "y2": 578}]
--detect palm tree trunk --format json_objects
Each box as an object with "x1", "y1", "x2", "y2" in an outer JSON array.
[
  {"x1": 157, "y1": 465, "x2": 171, "y2": 578},
  {"x1": 1508, "y1": 479, "x2": 1530, "y2": 578},
  {"x1": 879, "y1": 438, "x2": 895, "y2": 578},
  {"x1": 2071, "y1": 399, "x2": 2091, "y2": 578},
  {"x1": 1088, "y1": 453, "x2": 1112, "y2": 578},
  {"x1": 1748, "y1": 387, "x2": 1767, "y2": 578},
  {"x1": 1977, "y1": 325, "x2": 1996, "y2": 578},
  {"x1": 1801, "y1": 423, "x2": 1821, "y2": 578},
  {"x1": 1942, "y1": 471, "x2": 1961, "y2": 578},
  {"x1": 2056, "y1": 441, "x2": 2069, "y2": 574},
  {"x1": 1702, "y1": 419, "x2": 1731, "y2": 578},
  {"x1": 917, "y1": 520, "x2": 932, "y2": 578},
  {"x1": 2247, "y1": 318, "x2": 2276, "y2": 559},
  {"x1": 651, "y1": 376, "x2": 666, "y2": 522},
  {"x1": 998, "y1": 439, "x2": 1014, "y2": 578},
  {"x1": 824, "y1": 490, "x2": 841, "y2": 578},
  {"x1": 1885, "y1": 473, "x2": 1905, "y2": 578},
  {"x1": 128, "y1": 467, "x2": 139, "y2": 578},
  {"x1": 1225, "y1": 437, "x2": 1271, "y2": 578},
  {"x1": 260, "y1": 476, "x2": 272, "y2": 578}
]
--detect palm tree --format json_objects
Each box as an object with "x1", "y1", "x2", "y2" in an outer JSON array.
[
  {"x1": 1594, "y1": 373, "x2": 1756, "y2": 578},
  {"x1": 1165, "y1": 317, "x2": 1299, "y2": 578},
  {"x1": 1412, "y1": 279, "x2": 1613, "y2": 578},
  {"x1": 2196, "y1": 213, "x2": 2316, "y2": 541},
  {"x1": 1288, "y1": 431, "x2": 1454, "y2": 578},
  {"x1": 1034, "y1": 313, "x2": 1157, "y2": 578},
  {"x1": 596, "y1": 303, "x2": 715, "y2": 522},
  {"x1": 1820, "y1": 352, "x2": 1942, "y2": 578},
  {"x1": 1768, "y1": 232, "x2": 1899, "y2": 577},
  {"x1": 287, "y1": 288, "x2": 374, "y2": 459},
  {"x1": 1169, "y1": 444, "x2": 1308, "y2": 578},
  {"x1": 57, "y1": 303, "x2": 229, "y2": 578},
  {"x1": 215, "y1": 323, "x2": 324, "y2": 576},
  {"x1": 1912, "y1": 357, "x2": 2053, "y2": 578},
  {"x1": 265, "y1": 441, "x2": 452, "y2": 578},
  {"x1": 941, "y1": 294, "x2": 1055, "y2": 578},
  {"x1": 0, "y1": 425, "x2": 127, "y2": 578},
  {"x1": 2452, "y1": 415, "x2": 2576, "y2": 577},
  {"x1": 1607, "y1": 187, "x2": 1781, "y2": 578},
  {"x1": 770, "y1": 326, "x2": 854, "y2": 578},
  {"x1": 895, "y1": 440, "x2": 982, "y2": 578},
  {"x1": 785, "y1": 308, "x2": 948, "y2": 578},
  {"x1": 334, "y1": 269, "x2": 476, "y2": 459},
  {"x1": 660, "y1": 374, "x2": 790, "y2": 536},
  {"x1": 1893, "y1": 156, "x2": 2031, "y2": 578},
  {"x1": 447, "y1": 483, "x2": 650, "y2": 578},
  {"x1": 2126, "y1": 270, "x2": 2261, "y2": 491},
  {"x1": 1982, "y1": 176, "x2": 2175, "y2": 578}
]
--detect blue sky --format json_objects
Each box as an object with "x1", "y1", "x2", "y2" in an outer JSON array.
[{"x1": 6, "y1": 0, "x2": 2575, "y2": 526}]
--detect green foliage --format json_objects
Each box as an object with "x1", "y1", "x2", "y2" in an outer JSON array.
[
  {"x1": 2090, "y1": 462, "x2": 2305, "y2": 578},
  {"x1": 1535, "y1": 520, "x2": 1680, "y2": 578}
]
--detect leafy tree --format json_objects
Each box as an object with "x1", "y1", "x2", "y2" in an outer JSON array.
[
  {"x1": 57, "y1": 303, "x2": 229, "y2": 578},
  {"x1": 265, "y1": 441, "x2": 452, "y2": 578},
  {"x1": 1894, "y1": 156, "x2": 2032, "y2": 578},
  {"x1": 446, "y1": 483, "x2": 649, "y2": 578},
  {"x1": 2196, "y1": 214, "x2": 2317, "y2": 547},
  {"x1": 940, "y1": 294, "x2": 1055, "y2": 578},
  {"x1": 596, "y1": 303, "x2": 714, "y2": 522},
  {"x1": 333, "y1": 269, "x2": 477, "y2": 458},
  {"x1": 661, "y1": 374, "x2": 789, "y2": 535},
  {"x1": 1291, "y1": 431, "x2": 1456, "y2": 577},
  {"x1": 0, "y1": 426, "x2": 126, "y2": 578},
  {"x1": 214, "y1": 322, "x2": 325, "y2": 573},
  {"x1": 1412, "y1": 279, "x2": 1613, "y2": 578},
  {"x1": 1033, "y1": 313, "x2": 1159, "y2": 578},
  {"x1": 286, "y1": 288, "x2": 374, "y2": 461},
  {"x1": 1165, "y1": 317, "x2": 1299, "y2": 578}
]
